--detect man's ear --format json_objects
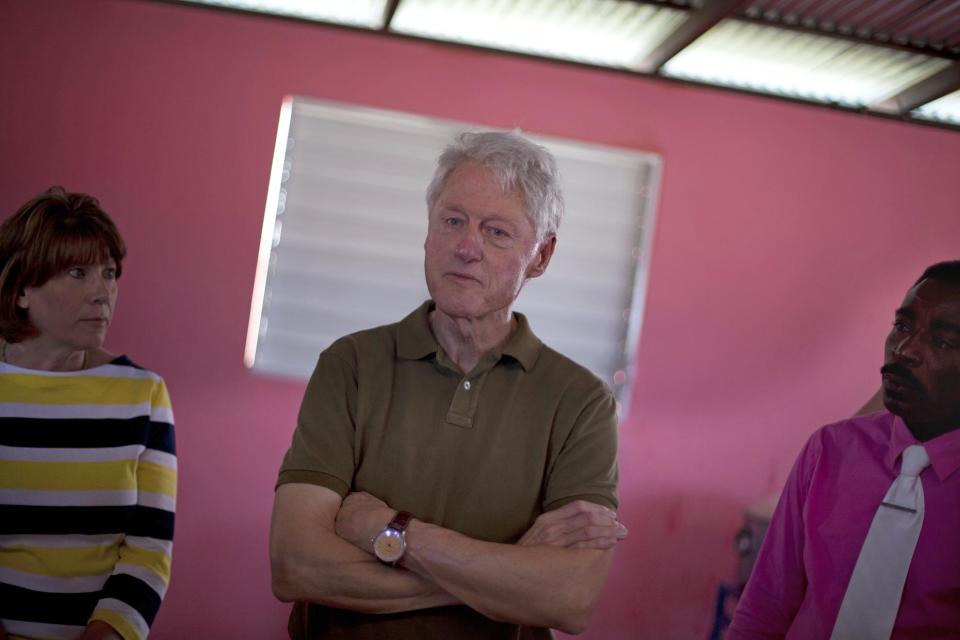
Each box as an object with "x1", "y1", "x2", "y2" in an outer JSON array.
[{"x1": 526, "y1": 235, "x2": 557, "y2": 280}]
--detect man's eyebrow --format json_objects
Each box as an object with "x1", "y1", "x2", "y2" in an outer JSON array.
[{"x1": 894, "y1": 307, "x2": 915, "y2": 319}]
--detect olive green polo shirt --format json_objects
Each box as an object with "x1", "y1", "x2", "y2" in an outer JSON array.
[{"x1": 277, "y1": 300, "x2": 619, "y2": 638}]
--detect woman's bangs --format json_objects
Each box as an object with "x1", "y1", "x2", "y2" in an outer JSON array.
[{"x1": 39, "y1": 229, "x2": 120, "y2": 282}]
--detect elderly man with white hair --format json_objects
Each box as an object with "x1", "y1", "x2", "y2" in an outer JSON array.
[{"x1": 269, "y1": 130, "x2": 626, "y2": 639}]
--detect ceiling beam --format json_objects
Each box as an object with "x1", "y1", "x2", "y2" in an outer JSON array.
[
  {"x1": 622, "y1": 0, "x2": 694, "y2": 8},
  {"x1": 382, "y1": 0, "x2": 401, "y2": 32},
  {"x1": 635, "y1": 0, "x2": 750, "y2": 73},
  {"x1": 870, "y1": 61, "x2": 960, "y2": 115}
]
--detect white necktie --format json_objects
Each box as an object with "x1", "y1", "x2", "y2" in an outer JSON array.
[{"x1": 830, "y1": 444, "x2": 930, "y2": 640}]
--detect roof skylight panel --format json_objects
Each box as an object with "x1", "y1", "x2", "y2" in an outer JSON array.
[
  {"x1": 662, "y1": 19, "x2": 951, "y2": 108},
  {"x1": 178, "y1": 0, "x2": 389, "y2": 28},
  {"x1": 390, "y1": 0, "x2": 687, "y2": 69},
  {"x1": 912, "y1": 89, "x2": 960, "y2": 125}
]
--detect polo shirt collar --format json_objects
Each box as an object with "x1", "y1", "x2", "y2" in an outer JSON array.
[
  {"x1": 500, "y1": 311, "x2": 542, "y2": 371},
  {"x1": 395, "y1": 300, "x2": 543, "y2": 371},
  {"x1": 887, "y1": 413, "x2": 960, "y2": 482},
  {"x1": 397, "y1": 300, "x2": 439, "y2": 360}
]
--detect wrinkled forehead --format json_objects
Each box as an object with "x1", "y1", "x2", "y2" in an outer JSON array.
[
  {"x1": 435, "y1": 161, "x2": 532, "y2": 214},
  {"x1": 900, "y1": 278, "x2": 960, "y2": 321},
  {"x1": 444, "y1": 160, "x2": 522, "y2": 197}
]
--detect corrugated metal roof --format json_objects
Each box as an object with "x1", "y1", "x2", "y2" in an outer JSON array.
[{"x1": 741, "y1": 0, "x2": 960, "y2": 56}]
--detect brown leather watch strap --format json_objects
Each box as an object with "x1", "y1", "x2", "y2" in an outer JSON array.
[{"x1": 390, "y1": 510, "x2": 413, "y2": 533}]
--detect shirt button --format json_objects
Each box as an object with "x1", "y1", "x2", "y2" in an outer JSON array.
[{"x1": 463, "y1": 381, "x2": 471, "y2": 390}]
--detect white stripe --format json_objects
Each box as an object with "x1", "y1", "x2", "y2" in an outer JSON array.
[
  {"x1": 138, "y1": 491, "x2": 176, "y2": 512},
  {"x1": 125, "y1": 536, "x2": 173, "y2": 556},
  {"x1": 151, "y1": 405, "x2": 174, "y2": 424},
  {"x1": 0, "y1": 533, "x2": 122, "y2": 548},
  {"x1": 1, "y1": 618, "x2": 85, "y2": 640},
  {"x1": 94, "y1": 597, "x2": 149, "y2": 640},
  {"x1": 99, "y1": 365, "x2": 162, "y2": 382},
  {"x1": 140, "y1": 449, "x2": 177, "y2": 470},
  {"x1": 0, "y1": 401, "x2": 152, "y2": 420},
  {"x1": 0, "y1": 565, "x2": 108, "y2": 593},
  {"x1": 114, "y1": 562, "x2": 168, "y2": 597},
  {"x1": 97, "y1": 365, "x2": 163, "y2": 382},
  {"x1": 0, "y1": 444, "x2": 144, "y2": 462},
  {"x1": 0, "y1": 489, "x2": 137, "y2": 507}
]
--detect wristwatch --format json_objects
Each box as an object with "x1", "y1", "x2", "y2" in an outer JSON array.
[{"x1": 373, "y1": 510, "x2": 413, "y2": 566}]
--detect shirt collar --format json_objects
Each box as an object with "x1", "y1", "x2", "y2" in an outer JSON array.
[
  {"x1": 395, "y1": 300, "x2": 543, "y2": 371},
  {"x1": 886, "y1": 413, "x2": 960, "y2": 482},
  {"x1": 500, "y1": 310, "x2": 542, "y2": 372},
  {"x1": 396, "y1": 300, "x2": 439, "y2": 361}
]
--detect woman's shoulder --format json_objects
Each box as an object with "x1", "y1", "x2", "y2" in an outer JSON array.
[
  {"x1": 90, "y1": 350, "x2": 166, "y2": 384},
  {"x1": 90, "y1": 350, "x2": 148, "y2": 372}
]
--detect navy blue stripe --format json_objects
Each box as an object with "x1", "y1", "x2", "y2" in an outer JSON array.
[
  {"x1": 146, "y1": 421, "x2": 176, "y2": 455},
  {"x1": 0, "y1": 582, "x2": 97, "y2": 625},
  {"x1": 0, "y1": 418, "x2": 173, "y2": 452},
  {"x1": 110, "y1": 355, "x2": 139, "y2": 369},
  {"x1": 0, "y1": 505, "x2": 174, "y2": 540},
  {"x1": 129, "y1": 506, "x2": 175, "y2": 540},
  {"x1": 101, "y1": 573, "x2": 162, "y2": 625}
]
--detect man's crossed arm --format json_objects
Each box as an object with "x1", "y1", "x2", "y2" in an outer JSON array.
[{"x1": 270, "y1": 484, "x2": 627, "y2": 635}]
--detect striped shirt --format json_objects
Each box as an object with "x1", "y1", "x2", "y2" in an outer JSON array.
[{"x1": 0, "y1": 356, "x2": 176, "y2": 640}]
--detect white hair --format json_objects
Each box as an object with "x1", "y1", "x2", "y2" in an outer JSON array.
[{"x1": 425, "y1": 130, "x2": 564, "y2": 241}]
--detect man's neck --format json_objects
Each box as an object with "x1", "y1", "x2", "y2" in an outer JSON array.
[
  {"x1": 904, "y1": 417, "x2": 960, "y2": 443},
  {"x1": 429, "y1": 307, "x2": 515, "y2": 374}
]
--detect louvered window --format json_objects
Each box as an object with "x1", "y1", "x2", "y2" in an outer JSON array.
[{"x1": 245, "y1": 96, "x2": 661, "y2": 400}]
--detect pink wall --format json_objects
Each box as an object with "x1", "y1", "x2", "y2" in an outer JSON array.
[{"x1": 2, "y1": 0, "x2": 959, "y2": 637}]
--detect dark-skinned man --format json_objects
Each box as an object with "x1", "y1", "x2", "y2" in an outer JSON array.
[{"x1": 729, "y1": 260, "x2": 960, "y2": 639}]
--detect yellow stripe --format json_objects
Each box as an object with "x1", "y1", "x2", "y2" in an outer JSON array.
[
  {"x1": 90, "y1": 608, "x2": 141, "y2": 640},
  {"x1": 0, "y1": 544, "x2": 117, "y2": 577},
  {"x1": 120, "y1": 545, "x2": 171, "y2": 582},
  {"x1": 0, "y1": 541, "x2": 171, "y2": 583},
  {"x1": 0, "y1": 374, "x2": 157, "y2": 405},
  {"x1": 1, "y1": 460, "x2": 135, "y2": 491},
  {"x1": 138, "y1": 462, "x2": 177, "y2": 498},
  {"x1": 152, "y1": 383, "x2": 172, "y2": 410}
]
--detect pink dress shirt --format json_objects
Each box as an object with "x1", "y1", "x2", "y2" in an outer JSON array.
[{"x1": 727, "y1": 411, "x2": 960, "y2": 639}]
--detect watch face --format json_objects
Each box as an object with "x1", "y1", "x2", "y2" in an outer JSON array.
[{"x1": 374, "y1": 528, "x2": 405, "y2": 563}]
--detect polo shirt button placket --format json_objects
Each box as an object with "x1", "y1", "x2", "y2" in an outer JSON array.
[{"x1": 463, "y1": 380, "x2": 471, "y2": 391}]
